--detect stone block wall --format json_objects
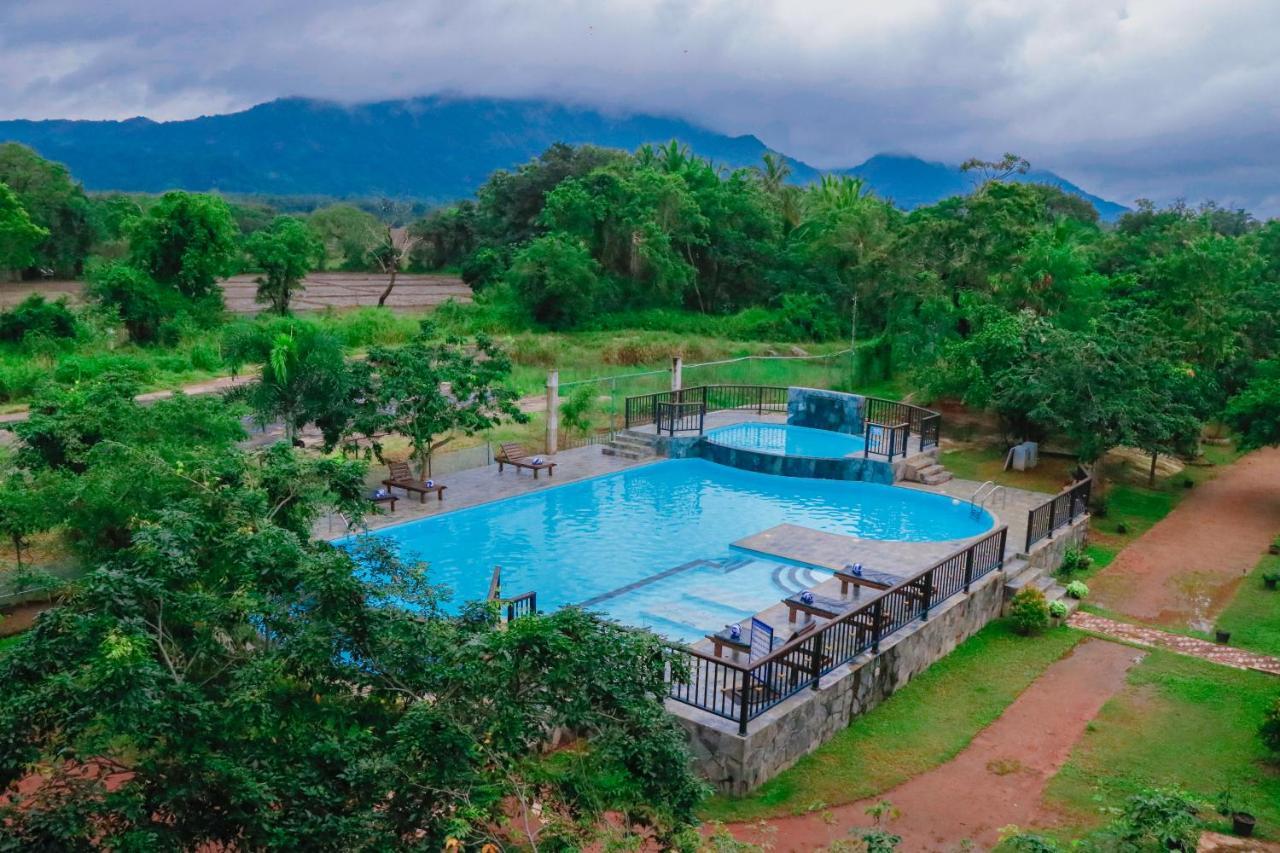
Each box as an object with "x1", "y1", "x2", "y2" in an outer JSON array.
[
  {"x1": 786, "y1": 387, "x2": 865, "y2": 434},
  {"x1": 670, "y1": 570, "x2": 1007, "y2": 794},
  {"x1": 1024, "y1": 514, "x2": 1089, "y2": 569}
]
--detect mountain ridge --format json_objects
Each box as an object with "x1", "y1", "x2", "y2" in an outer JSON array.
[{"x1": 0, "y1": 96, "x2": 1128, "y2": 219}]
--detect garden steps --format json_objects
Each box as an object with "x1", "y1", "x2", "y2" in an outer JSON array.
[
  {"x1": 601, "y1": 431, "x2": 659, "y2": 460},
  {"x1": 903, "y1": 455, "x2": 953, "y2": 485}
]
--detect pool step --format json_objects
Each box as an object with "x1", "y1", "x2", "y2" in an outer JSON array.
[
  {"x1": 601, "y1": 431, "x2": 660, "y2": 460},
  {"x1": 903, "y1": 454, "x2": 953, "y2": 486}
]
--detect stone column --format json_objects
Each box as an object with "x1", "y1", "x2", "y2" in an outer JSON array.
[
  {"x1": 671, "y1": 356, "x2": 683, "y2": 392},
  {"x1": 546, "y1": 370, "x2": 559, "y2": 455}
]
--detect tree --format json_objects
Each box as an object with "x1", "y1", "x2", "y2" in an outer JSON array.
[
  {"x1": 85, "y1": 260, "x2": 178, "y2": 344},
  {"x1": 343, "y1": 322, "x2": 528, "y2": 477},
  {"x1": 244, "y1": 216, "x2": 324, "y2": 315},
  {"x1": 227, "y1": 322, "x2": 352, "y2": 444},
  {"x1": 0, "y1": 143, "x2": 93, "y2": 276},
  {"x1": 0, "y1": 470, "x2": 51, "y2": 567},
  {"x1": 0, "y1": 181, "x2": 48, "y2": 278},
  {"x1": 960, "y1": 152, "x2": 1031, "y2": 186},
  {"x1": 306, "y1": 203, "x2": 381, "y2": 270},
  {"x1": 1224, "y1": 362, "x2": 1280, "y2": 449},
  {"x1": 128, "y1": 191, "x2": 239, "y2": 301},
  {"x1": 505, "y1": 233, "x2": 604, "y2": 329}
]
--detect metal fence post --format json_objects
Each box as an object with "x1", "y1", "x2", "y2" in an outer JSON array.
[
  {"x1": 737, "y1": 670, "x2": 752, "y2": 736},
  {"x1": 963, "y1": 547, "x2": 974, "y2": 592},
  {"x1": 810, "y1": 630, "x2": 823, "y2": 691},
  {"x1": 920, "y1": 569, "x2": 934, "y2": 621},
  {"x1": 871, "y1": 599, "x2": 884, "y2": 653}
]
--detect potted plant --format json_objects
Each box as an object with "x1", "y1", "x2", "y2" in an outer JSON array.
[
  {"x1": 1269, "y1": 543, "x2": 1279, "y2": 555},
  {"x1": 1264, "y1": 569, "x2": 1279, "y2": 590},
  {"x1": 1065, "y1": 580, "x2": 1089, "y2": 600},
  {"x1": 1049, "y1": 600, "x2": 1069, "y2": 622},
  {"x1": 1215, "y1": 628, "x2": 1231, "y2": 644},
  {"x1": 1216, "y1": 790, "x2": 1256, "y2": 838}
]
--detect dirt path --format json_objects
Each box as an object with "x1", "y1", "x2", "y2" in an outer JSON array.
[
  {"x1": 728, "y1": 639, "x2": 1140, "y2": 852},
  {"x1": 1090, "y1": 447, "x2": 1280, "y2": 630}
]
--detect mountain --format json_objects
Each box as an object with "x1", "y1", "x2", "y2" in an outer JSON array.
[
  {"x1": 0, "y1": 96, "x2": 1126, "y2": 218},
  {"x1": 841, "y1": 154, "x2": 1129, "y2": 220}
]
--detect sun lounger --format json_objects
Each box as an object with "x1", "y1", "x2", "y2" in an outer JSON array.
[
  {"x1": 495, "y1": 443, "x2": 556, "y2": 478},
  {"x1": 381, "y1": 461, "x2": 447, "y2": 502}
]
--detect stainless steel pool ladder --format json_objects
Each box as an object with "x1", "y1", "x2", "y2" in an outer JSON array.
[{"x1": 968, "y1": 481, "x2": 1007, "y2": 518}]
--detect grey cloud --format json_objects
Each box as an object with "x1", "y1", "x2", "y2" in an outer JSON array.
[{"x1": 1, "y1": 0, "x2": 1277, "y2": 215}]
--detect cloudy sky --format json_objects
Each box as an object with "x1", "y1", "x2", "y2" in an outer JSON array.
[{"x1": 2, "y1": 0, "x2": 1278, "y2": 214}]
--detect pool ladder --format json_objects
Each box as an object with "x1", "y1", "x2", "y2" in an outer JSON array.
[{"x1": 968, "y1": 481, "x2": 1007, "y2": 518}]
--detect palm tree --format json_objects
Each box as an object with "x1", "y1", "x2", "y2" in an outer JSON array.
[{"x1": 756, "y1": 152, "x2": 792, "y2": 194}]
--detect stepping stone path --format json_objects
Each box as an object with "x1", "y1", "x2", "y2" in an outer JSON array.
[{"x1": 1069, "y1": 611, "x2": 1280, "y2": 675}]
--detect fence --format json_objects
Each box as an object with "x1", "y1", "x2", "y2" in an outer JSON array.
[
  {"x1": 862, "y1": 397, "x2": 942, "y2": 451},
  {"x1": 1024, "y1": 477, "x2": 1092, "y2": 553},
  {"x1": 665, "y1": 526, "x2": 1009, "y2": 734},
  {"x1": 625, "y1": 385, "x2": 789, "y2": 429},
  {"x1": 863, "y1": 421, "x2": 910, "y2": 462},
  {"x1": 656, "y1": 400, "x2": 707, "y2": 435}
]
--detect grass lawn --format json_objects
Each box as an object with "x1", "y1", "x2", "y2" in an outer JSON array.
[
  {"x1": 1212, "y1": 553, "x2": 1280, "y2": 658},
  {"x1": 0, "y1": 633, "x2": 21, "y2": 654},
  {"x1": 1044, "y1": 649, "x2": 1280, "y2": 842},
  {"x1": 697, "y1": 620, "x2": 1082, "y2": 823}
]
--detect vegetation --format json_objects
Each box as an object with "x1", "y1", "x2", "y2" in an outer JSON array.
[
  {"x1": 243, "y1": 215, "x2": 324, "y2": 314},
  {"x1": 1045, "y1": 650, "x2": 1280, "y2": 842},
  {"x1": 1213, "y1": 553, "x2": 1280, "y2": 657},
  {"x1": 700, "y1": 621, "x2": 1080, "y2": 822},
  {"x1": 1009, "y1": 586, "x2": 1051, "y2": 635}
]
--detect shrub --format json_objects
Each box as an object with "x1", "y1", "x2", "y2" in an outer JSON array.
[
  {"x1": 1261, "y1": 696, "x2": 1280, "y2": 753},
  {"x1": 0, "y1": 295, "x2": 77, "y2": 343},
  {"x1": 505, "y1": 234, "x2": 604, "y2": 330},
  {"x1": 1009, "y1": 586, "x2": 1050, "y2": 635},
  {"x1": 86, "y1": 260, "x2": 179, "y2": 344},
  {"x1": 996, "y1": 827, "x2": 1062, "y2": 852},
  {"x1": 1114, "y1": 787, "x2": 1201, "y2": 851},
  {"x1": 1065, "y1": 580, "x2": 1089, "y2": 599},
  {"x1": 0, "y1": 362, "x2": 46, "y2": 403},
  {"x1": 1057, "y1": 547, "x2": 1092, "y2": 577},
  {"x1": 460, "y1": 247, "x2": 507, "y2": 289},
  {"x1": 1048, "y1": 600, "x2": 1068, "y2": 619}
]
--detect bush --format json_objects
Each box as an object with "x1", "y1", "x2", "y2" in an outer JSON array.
[
  {"x1": 460, "y1": 247, "x2": 507, "y2": 289},
  {"x1": 86, "y1": 260, "x2": 180, "y2": 344},
  {"x1": 1009, "y1": 587, "x2": 1050, "y2": 635},
  {"x1": 1057, "y1": 547, "x2": 1092, "y2": 577},
  {"x1": 506, "y1": 234, "x2": 604, "y2": 330},
  {"x1": 1261, "y1": 696, "x2": 1280, "y2": 753},
  {"x1": 1114, "y1": 787, "x2": 1201, "y2": 851},
  {"x1": 0, "y1": 295, "x2": 78, "y2": 343},
  {"x1": 1048, "y1": 600, "x2": 1068, "y2": 619},
  {"x1": 1065, "y1": 580, "x2": 1089, "y2": 599},
  {"x1": 0, "y1": 361, "x2": 46, "y2": 403}
]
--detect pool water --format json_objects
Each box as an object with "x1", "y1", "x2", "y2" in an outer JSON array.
[
  {"x1": 355, "y1": 458, "x2": 991, "y2": 644},
  {"x1": 705, "y1": 423, "x2": 866, "y2": 458}
]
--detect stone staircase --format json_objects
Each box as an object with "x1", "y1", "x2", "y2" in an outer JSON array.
[
  {"x1": 904, "y1": 454, "x2": 953, "y2": 485},
  {"x1": 601, "y1": 430, "x2": 660, "y2": 461},
  {"x1": 1003, "y1": 555, "x2": 1078, "y2": 615}
]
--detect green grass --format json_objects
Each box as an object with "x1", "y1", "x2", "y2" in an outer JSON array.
[
  {"x1": 1213, "y1": 553, "x2": 1280, "y2": 658},
  {"x1": 697, "y1": 620, "x2": 1082, "y2": 823},
  {"x1": 0, "y1": 634, "x2": 22, "y2": 654},
  {"x1": 939, "y1": 445, "x2": 1076, "y2": 494},
  {"x1": 1044, "y1": 649, "x2": 1280, "y2": 842}
]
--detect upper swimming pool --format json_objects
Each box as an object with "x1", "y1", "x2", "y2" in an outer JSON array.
[
  {"x1": 353, "y1": 458, "x2": 992, "y2": 644},
  {"x1": 705, "y1": 423, "x2": 865, "y2": 458}
]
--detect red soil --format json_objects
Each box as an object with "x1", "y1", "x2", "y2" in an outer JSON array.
[
  {"x1": 726, "y1": 639, "x2": 1141, "y2": 852},
  {"x1": 1091, "y1": 447, "x2": 1280, "y2": 629}
]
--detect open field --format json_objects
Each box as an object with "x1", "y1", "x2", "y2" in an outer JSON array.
[{"x1": 0, "y1": 273, "x2": 470, "y2": 314}]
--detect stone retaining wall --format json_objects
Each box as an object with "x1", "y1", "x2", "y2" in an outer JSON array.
[
  {"x1": 786, "y1": 387, "x2": 865, "y2": 434},
  {"x1": 1024, "y1": 514, "x2": 1089, "y2": 570},
  {"x1": 670, "y1": 569, "x2": 1007, "y2": 794},
  {"x1": 696, "y1": 439, "x2": 896, "y2": 483}
]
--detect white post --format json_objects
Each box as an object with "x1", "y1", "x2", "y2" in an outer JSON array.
[
  {"x1": 671, "y1": 356, "x2": 683, "y2": 392},
  {"x1": 546, "y1": 370, "x2": 559, "y2": 455}
]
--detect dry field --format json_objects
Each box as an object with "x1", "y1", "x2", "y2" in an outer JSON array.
[{"x1": 0, "y1": 272, "x2": 470, "y2": 314}]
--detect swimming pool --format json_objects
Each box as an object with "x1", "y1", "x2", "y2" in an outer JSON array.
[
  {"x1": 355, "y1": 458, "x2": 992, "y2": 644},
  {"x1": 705, "y1": 423, "x2": 866, "y2": 458}
]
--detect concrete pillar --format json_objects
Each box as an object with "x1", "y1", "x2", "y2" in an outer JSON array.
[
  {"x1": 671, "y1": 356, "x2": 683, "y2": 392},
  {"x1": 545, "y1": 370, "x2": 559, "y2": 455}
]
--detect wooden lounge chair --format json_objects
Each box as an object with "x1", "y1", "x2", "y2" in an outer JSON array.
[
  {"x1": 495, "y1": 443, "x2": 556, "y2": 478},
  {"x1": 382, "y1": 461, "x2": 447, "y2": 503}
]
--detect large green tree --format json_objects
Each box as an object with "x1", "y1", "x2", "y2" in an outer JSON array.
[
  {"x1": 341, "y1": 322, "x2": 528, "y2": 477},
  {"x1": 0, "y1": 182, "x2": 49, "y2": 278},
  {"x1": 0, "y1": 143, "x2": 93, "y2": 277},
  {"x1": 128, "y1": 191, "x2": 239, "y2": 301},
  {"x1": 244, "y1": 216, "x2": 324, "y2": 315}
]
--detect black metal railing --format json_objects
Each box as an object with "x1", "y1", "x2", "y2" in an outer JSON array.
[
  {"x1": 665, "y1": 526, "x2": 1008, "y2": 734},
  {"x1": 1024, "y1": 477, "x2": 1092, "y2": 553},
  {"x1": 624, "y1": 385, "x2": 788, "y2": 429},
  {"x1": 656, "y1": 400, "x2": 707, "y2": 435},
  {"x1": 863, "y1": 421, "x2": 910, "y2": 461},
  {"x1": 863, "y1": 397, "x2": 943, "y2": 451}
]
